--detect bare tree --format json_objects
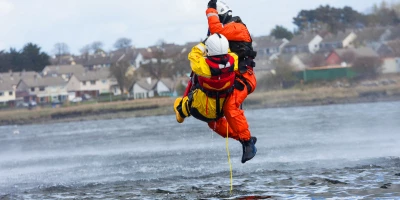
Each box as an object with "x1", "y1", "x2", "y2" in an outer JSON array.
[
  {"x1": 91, "y1": 41, "x2": 104, "y2": 53},
  {"x1": 53, "y1": 43, "x2": 70, "y2": 56},
  {"x1": 52, "y1": 43, "x2": 70, "y2": 64},
  {"x1": 306, "y1": 54, "x2": 326, "y2": 67},
  {"x1": 110, "y1": 55, "x2": 135, "y2": 94},
  {"x1": 352, "y1": 56, "x2": 383, "y2": 79},
  {"x1": 114, "y1": 38, "x2": 132, "y2": 50},
  {"x1": 155, "y1": 39, "x2": 166, "y2": 46},
  {"x1": 80, "y1": 44, "x2": 91, "y2": 61},
  {"x1": 274, "y1": 59, "x2": 297, "y2": 82},
  {"x1": 170, "y1": 52, "x2": 190, "y2": 77},
  {"x1": 139, "y1": 48, "x2": 165, "y2": 79},
  {"x1": 341, "y1": 51, "x2": 356, "y2": 64},
  {"x1": 80, "y1": 44, "x2": 91, "y2": 55}
]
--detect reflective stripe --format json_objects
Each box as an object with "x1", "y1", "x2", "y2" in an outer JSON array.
[
  {"x1": 219, "y1": 62, "x2": 231, "y2": 69},
  {"x1": 207, "y1": 13, "x2": 218, "y2": 18},
  {"x1": 181, "y1": 96, "x2": 190, "y2": 117},
  {"x1": 196, "y1": 44, "x2": 206, "y2": 53}
]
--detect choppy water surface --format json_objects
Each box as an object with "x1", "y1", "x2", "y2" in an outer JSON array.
[{"x1": 1, "y1": 101, "x2": 400, "y2": 199}]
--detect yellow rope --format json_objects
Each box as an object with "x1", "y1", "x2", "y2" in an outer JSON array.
[{"x1": 226, "y1": 122, "x2": 233, "y2": 194}]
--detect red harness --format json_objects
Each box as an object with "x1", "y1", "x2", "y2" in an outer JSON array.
[{"x1": 197, "y1": 54, "x2": 235, "y2": 98}]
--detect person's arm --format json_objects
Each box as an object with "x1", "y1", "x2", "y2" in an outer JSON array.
[
  {"x1": 188, "y1": 43, "x2": 211, "y2": 78},
  {"x1": 206, "y1": 8, "x2": 235, "y2": 37}
]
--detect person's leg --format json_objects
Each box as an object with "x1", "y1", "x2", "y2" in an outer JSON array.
[
  {"x1": 224, "y1": 71, "x2": 258, "y2": 163},
  {"x1": 207, "y1": 118, "x2": 239, "y2": 140},
  {"x1": 223, "y1": 89, "x2": 251, "y2": 141},
  {"x1": 224, "y1": 70, "x2": 257, "y2": 140}
]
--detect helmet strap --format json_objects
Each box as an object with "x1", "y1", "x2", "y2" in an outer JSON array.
[{"x1": 219, "y1": 11, "x2": 232, "y2": 24}]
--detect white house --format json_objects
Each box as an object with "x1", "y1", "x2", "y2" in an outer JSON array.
[
  {"x1": 342, "y1": 32, "x2": 357, "y2": 48},
  {"x1": 132, "y1": 77, "x2": 158, "y2": 99},
  {"x1": 17, "y1": 76, "x2": 68, "y2": 104},
  {"x1": 378, "y1": 40, "x2": 400, "y2": 74},
  {"x1": 157, "y1": 78, "x2": 175, "y2": 97},
  {"x1": 133, "y1": 44, "x2": 186, "y2": 69},
  {"x1": 320, "y1": 31, "x2": 357, "y2": 52},
  {"x1": 284, "y1": 34, "x2": 323, "y2": 54},
  {"x1": 0, "y1": 78, "x2": 16, "y2": 105},
  {"x1": 253, "y1": 36, "x2": 289, "y2": 58},
  {"x1": 0, "y1": 71, "x2": 41, "y2": 105},
  {"x1": 382, "y1": 57, "x2": 400, "y2": 74},
  {"x1": 66, "y1": 68, "x2": 118, "y2": 98},
  {"x1": 289, "y1": 53, "x2": 312, "y2": 70}
]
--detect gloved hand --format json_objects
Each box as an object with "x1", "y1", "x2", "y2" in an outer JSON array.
[{"x1": 207, "y1": 0, "x2": 217, "y2": 9}]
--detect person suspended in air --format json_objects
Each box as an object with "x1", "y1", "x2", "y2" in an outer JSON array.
[
  {"x1": 173, "y1": 33, "x2": 257, "y2": 164},
  {"x1": 207, "y1": 0, "x2": 258, "y2": 163}
]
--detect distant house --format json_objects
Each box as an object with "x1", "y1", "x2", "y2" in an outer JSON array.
[
  {"x1": 376, "y1": 40, "x2": 400, "y2": 58},
  {"x1": 84, "y1": 51, "x2": 140, "y2": 70},
  {"x1": 253, "y1": 36, "x2": 289, "y2": 58},
  {"x1": 42, "y1": 64, "x2": 86, "y2": 81},
  {"x1": 252, "y1": 58, "x2": 278, "y2": 79},
  {"x1": 0, "y1": 78, "x2": 16, "y2": 105},
  {"x1": 354, "y1": 26, "x2": 400, "y2": 49},
  {"x1": 378, "y1": 40, "x2": 400, "y2": 74},
  {"x1": 50, "y1": 48, "x2": 140, "y2": 71},
  {"x1": 157, "y1": 78, "x2": 175, "y2": 97},
  {"x1": 382, "y1": 57, "x2": 400, "y2": 74},
  {"x1": 50, "y1": 54, "x2": 76, "y2": 65},
  {"x1": 289, "y1": 53, "x2": 311, "y2": 70},
  {"x1": 325, "y1": 47, "x2": 380, "y2": 66},
  {"x1": 0, "y1": 71, "x2": 41, "y2": 105},
  {"x1": 132, "y1": 77, "x2": 158, "y2": 99},
  {"x1": 376, "y1": 43, "x2": 395, "y2": 57},
  {"x1": 284, "y1": 34, "x2": 323, "y2": 54},
  {"x1": 16, "y1": 76, "x2": 68, "y2": 104},
  {"x1": 173, "y1": 76, "x2": 191, "y2": 96},
  {"x1": 253, "y1": 58, "x2": 278, "y2": 72},
  {"x1": 319, "y1": 31, "x2": 357, "y2": 52},
  {"x1": 66, "y1": 68, "x2": 117, "y2": 98},
  {"x1": 134, "y1": 43, "x2": 186, "y2": 69}
]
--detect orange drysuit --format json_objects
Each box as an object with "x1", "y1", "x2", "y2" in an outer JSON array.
[{"x1": 206, "y1": 8, "x2": 257, "y2": 141}]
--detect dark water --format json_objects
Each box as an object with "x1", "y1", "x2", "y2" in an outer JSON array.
[{"x1": 1, "y1": 101, "x2": 400, "y2": 199}]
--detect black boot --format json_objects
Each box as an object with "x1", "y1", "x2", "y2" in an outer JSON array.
[{"x1": 240, "y1": 137, "x2": 257, "y2": 164}]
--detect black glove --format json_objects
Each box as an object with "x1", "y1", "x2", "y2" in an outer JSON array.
[{"x1": 207, "y1": 0, "x2": 217, "y2": 9}]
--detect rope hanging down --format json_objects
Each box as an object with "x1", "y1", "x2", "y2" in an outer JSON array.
[{"x1": 226, "y1": 122, "x2": 233, "y2": 194}]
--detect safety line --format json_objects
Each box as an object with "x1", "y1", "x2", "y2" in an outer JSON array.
[{"x1": 226, "y1": 122, "x2": 233, "y2": 194}]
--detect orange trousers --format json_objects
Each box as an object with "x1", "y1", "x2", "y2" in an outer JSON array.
[{"x1": 207, "y1": 69, "x2": 256, "y2": 141}]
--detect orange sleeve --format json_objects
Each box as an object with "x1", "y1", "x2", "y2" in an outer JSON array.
[{"x1": 205, "y1": 8, "x2": 251, "y2": 42}]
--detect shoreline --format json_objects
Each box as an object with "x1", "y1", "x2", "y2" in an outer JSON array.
[{"x1": 2, "y1": 84, "x2": 400, "y2": 126}]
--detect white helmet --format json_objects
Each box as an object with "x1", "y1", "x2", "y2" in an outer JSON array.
[
  {"x1": 216, "y1": 1, "x2": 232, "y2": 24},
  {"x1": 216, "y1": 1, "x2": 231, "y2": 15},
  {"x1": 205, "y1": 33, "x2": 229, "y2": 56}
]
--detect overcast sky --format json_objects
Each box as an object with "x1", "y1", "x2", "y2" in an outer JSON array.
[{"x1": 0, "y1": 0, "x2": 392, "y2": 55}]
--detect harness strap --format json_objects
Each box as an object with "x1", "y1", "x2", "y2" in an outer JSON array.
[
  {"x1": 194, "y1": 83, "x2": 234, "y2": 120},
  {"x1": 237, "y1": 75, "x2": 252, "y2": 94},
  {"x1": 197, "y1": 84, "x2": 234, "y2": 98}
]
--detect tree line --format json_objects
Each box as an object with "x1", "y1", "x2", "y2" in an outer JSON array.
[
  {"x1": 270, "y1": 1, "x2": 400, "y2": 39},
  {"x1": 0, "y1": 43, "x2": 50, "y2": 73}
]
